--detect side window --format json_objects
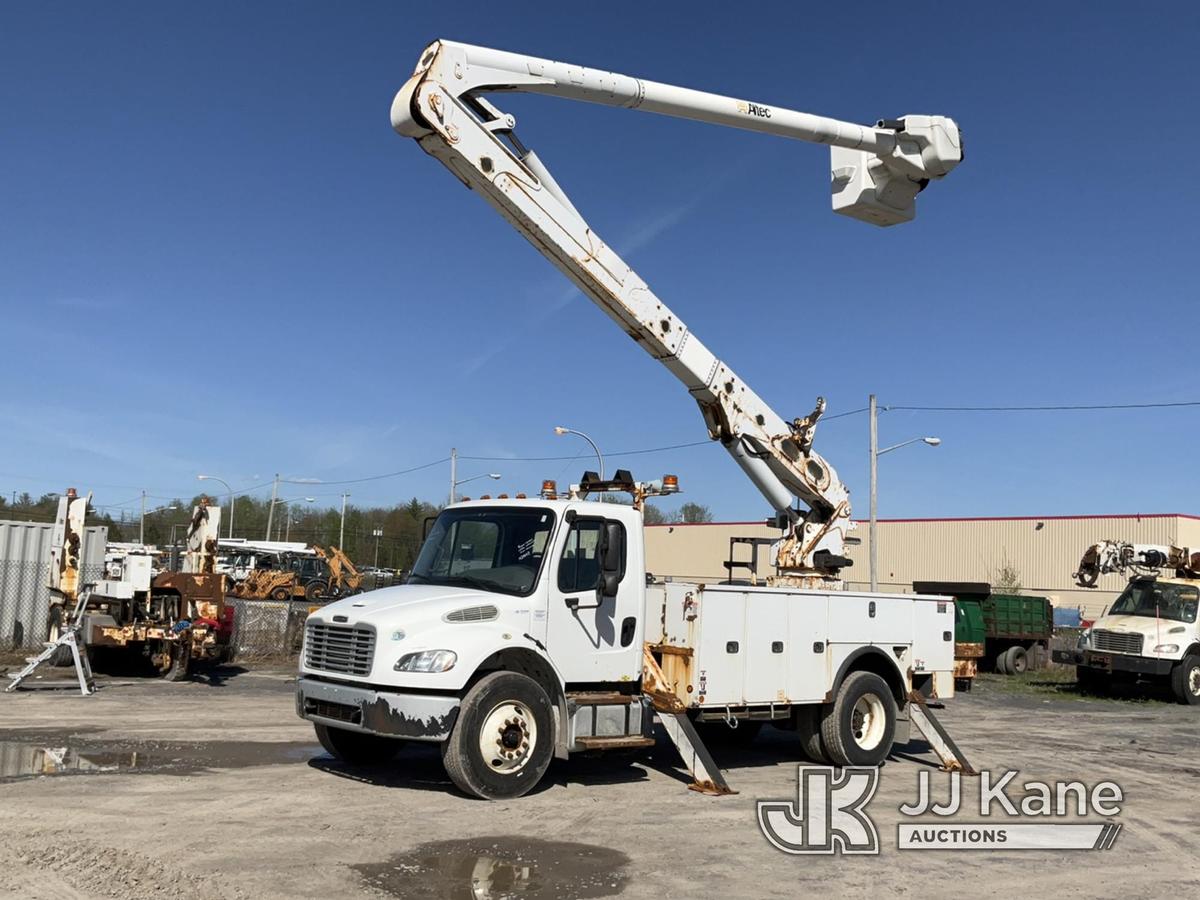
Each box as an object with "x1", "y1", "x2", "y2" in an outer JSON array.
[{"x1": 558, "y1": 520, "x2": 603, "y2": 592}]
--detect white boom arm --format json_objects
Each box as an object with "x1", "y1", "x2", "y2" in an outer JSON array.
[
  {"x1": 392, "y1": 40, "x2": 962, "y2": 583},
  {"x1": 1075, "y1": 540, "x2": 1200, "y2": 587}
]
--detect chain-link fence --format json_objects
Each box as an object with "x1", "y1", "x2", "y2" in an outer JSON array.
[
  {"x1": 225, "y1": 598, "x2": 313, "y2": 661},
  {"x1": 0, "y1": 560, "x2": 106, "y2": 652}
]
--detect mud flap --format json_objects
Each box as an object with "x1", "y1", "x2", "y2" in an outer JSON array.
[{"x1": 657, "y1": 712, "x2": 736, "y2": 796}]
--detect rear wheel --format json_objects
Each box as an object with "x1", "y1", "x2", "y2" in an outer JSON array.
[
  {"x1": 820, "y1": 672, "x2": 897, "y2": 767},
  {"x1": 1170, "y1": 655, "x2": 1200, "y2": 705},
  {"x1": 315, "y1": 723, "x2": 404, "y2": 764},
  {"x1": 304, "y1": 580, "x2": 327, "y2": 602},
  {"x1": 994, "y1": 649, "x2": 1011, "y2": 675},
  {"x1": 441, "y1": 671, "x2": 554, "y2": 800},
  {"x1": 163, "y1": 642, "x2": 192, "y2": 682},
  {"x1": 270, "y1": 586, "x2": 290, "y2": 602},
  {"x1": 793, "y1": 704, "x2": 830, "y2": 763},
  {"x1": 46, "y1": 605, "x2": 75, "y2": 667},
  {"x1": 1003, "y1": 646, "x2": 1028, "y2": 675}
]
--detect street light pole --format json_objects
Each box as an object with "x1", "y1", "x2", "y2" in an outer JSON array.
[
  {"x1": 449, "y1": 448, "x2": 457, "y2": 504},
  {"x1": 140, "y1": 489, "x2": 146, "y2": 545},
  {"x1": 554, "y1": 426, "x2": 603, "y2": 480},
  {"x1": 869, "y1": 395, "x2": 878, "y2": 592},
  {"x1": 265, "y1": 474, "x2": 279, "y2": 540},
  {"x1": 868, "y1": 394, "x2": 941, "y2": 592},
  {"x1": 339, "y1": 492, "x2": 350, "y2": 549},
  {"x1": 197, "y1": 475, "x2": 235, "y2": 538}
]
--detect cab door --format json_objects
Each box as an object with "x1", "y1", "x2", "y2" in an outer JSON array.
[{"x1": 546, "y1": 511, "x2": 642, "y2": 684}]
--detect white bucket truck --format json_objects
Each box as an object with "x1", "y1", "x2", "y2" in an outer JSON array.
[{"x1": 297, "y1": 41, "x2": 969, "y2": 798}]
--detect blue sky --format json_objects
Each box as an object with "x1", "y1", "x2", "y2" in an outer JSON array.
[{"x1": 2, "y1": 2, "x2": 1198, "y2": 522}]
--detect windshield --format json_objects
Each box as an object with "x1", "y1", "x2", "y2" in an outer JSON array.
[
  {"x1": 409, "y1": 507, "x2": 556, "y2": 596},
  {"x1": 1108, "y1": 581, "x2": 1198, "y2": 624}
]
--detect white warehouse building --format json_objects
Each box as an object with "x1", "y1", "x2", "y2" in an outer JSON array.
[{"x1": 644, "y1": 513, "x2": 1200, "y2": 619}]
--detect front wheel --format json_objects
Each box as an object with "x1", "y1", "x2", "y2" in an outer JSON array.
[
  {"x1": 163, "y1": 642, "x2": 192, "y2": 682},
  {"x1": 315, "y1": 723, "x2": 404, "y2": 764},
  {"x1": 46, "y1": 605, "x2": 75, "y2": 667},
  {"x1": 793, "y1": 704, "x2": 830, "y2": 763},
  {"x1": 441, "y1": 671, "x2": 554, "y2": 800},
  {"x1": 820, "y1": 671, "x2": 897, "y2": 767},
  {"x1": 1170, "y1": 655, "x2": 1200, "y2": 705}
]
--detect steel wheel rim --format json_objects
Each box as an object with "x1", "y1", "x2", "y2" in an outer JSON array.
[
  {"x1": 1189, "y1": 667, "x2": 1200, "y2": 696},
  {"x1": 851, "y1": 694, "x2": 887, "y2": 750},
  {"x1": 479, "y1": 701, "x2": 535, "y2": 774}
]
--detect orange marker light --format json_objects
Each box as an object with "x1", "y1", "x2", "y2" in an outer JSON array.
[{"x1": 662, "y1": 474, "x2": 679, "y2": 492}]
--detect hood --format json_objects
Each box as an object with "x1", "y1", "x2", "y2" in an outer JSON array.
[
  {"x1": 1090, "y1": 614, "x2": 1191, "y2": 637},
  {"x1": 316, "y1": 583, "x2": 500, "y2": 629}
]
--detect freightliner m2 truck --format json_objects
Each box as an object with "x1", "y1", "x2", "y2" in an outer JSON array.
[{"x1": 297, "y1": 41, "x2": 969, "y2": 798}]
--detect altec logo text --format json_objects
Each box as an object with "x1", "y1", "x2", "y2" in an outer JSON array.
[
  {"x1": 757, "y1": 767, "x2": 1124, "y2": 854},
  {"x1": 736, "y1": 100, "x2": 772, "y2": 118}
]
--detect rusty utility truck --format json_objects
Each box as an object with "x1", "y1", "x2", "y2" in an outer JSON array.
[{"x1": 48, "y1": 492, "x2": 233, "y2": 680}]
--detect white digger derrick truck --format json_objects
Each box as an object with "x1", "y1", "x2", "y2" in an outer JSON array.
[
  {"x1": 1056, "y1": 541, "x2": 1200, "y2": 703},
  {"x1": 296, "y1": 40, "x2": 970, "y2": 799}
]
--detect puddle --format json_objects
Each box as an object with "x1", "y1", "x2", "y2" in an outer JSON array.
[
  {"x1": 354, "y1": 837, "x2": 630, "y2": 900},
  {"x1": 0, "y1": 732, "x2": 325, "y2": 781}
]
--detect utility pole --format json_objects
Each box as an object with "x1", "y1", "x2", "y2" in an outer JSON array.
[
  {"x1": 449, "y1": 448, "x2": 457, "y2": 504},
  {"x1": 140, "y1": 490, "x2": 146, "y2": 545},
  {"x1": 264, "y1": 474, "x2": 279, "y2": 540},
  {"x1": 339, "y1": 492, "x2": 350, "y2": 549},
  {"x1": 868, "y1": 395, "x2": 878, "y2": 592},
  {"x1": 373, "y1": 528, "x2": 383, "y2": 568}
]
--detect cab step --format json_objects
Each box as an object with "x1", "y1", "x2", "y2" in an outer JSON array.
[
  {"x1": 565, "y1": 691, "x2": 638, "y2": 706},
  {"x1": 575, "y1": 735, "x2": 655, "y2": 750}
]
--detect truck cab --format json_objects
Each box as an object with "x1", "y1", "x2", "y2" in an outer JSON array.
[
  {"x1": 1056, "y1": 576, "x2": 1200, "y2": 704},
  {"x1": 297, "y1": 497, "x2": 650, "y2": 798}
]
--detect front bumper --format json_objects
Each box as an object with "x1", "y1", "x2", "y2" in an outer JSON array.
[
  {"x1": 296, "y1": 676, "x2": 460, "y2": 742},
  {"x1": 1053, "y1": 648, "x2": 1174, "y2": 676}
]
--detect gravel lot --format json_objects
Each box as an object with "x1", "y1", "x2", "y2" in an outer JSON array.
[{"x1": 0, "y1": 666, "x2": 1197, "y2": 899}]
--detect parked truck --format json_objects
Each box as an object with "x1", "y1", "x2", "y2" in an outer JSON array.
[
  {"x1": 46, "y1": 491, "x2": 232, "y2": 680},
  {"x1": 1054, "y1": 540, "x2": 1200, "y2": 704},
  {"x1": 296, "y1": 40, "x2": 968, "y2": 799},
  {"x1": 913, "y1": 581, "x2": 1053, "y2": 688}
]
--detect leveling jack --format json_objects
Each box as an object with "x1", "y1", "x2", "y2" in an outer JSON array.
[{"x1": 6, "y1": 591, "x2": 95, "y2": 697}]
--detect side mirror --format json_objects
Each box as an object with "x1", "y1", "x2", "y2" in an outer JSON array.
[
  {"x1": 601, "y1": 521, "x2": 623, "y2": 574},
  {"x1": 599, "y1": 571, "x2": 620, "y2": 598},
  {"x1": 422, "y1": 516, "x2": 437, "y2": 541}
]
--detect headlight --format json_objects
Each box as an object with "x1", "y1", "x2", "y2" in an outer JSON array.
[
  {"x1": 1153, "y1": 644, "x2": 1179, "y2": 654},
  {"x1": 1077, "y1": 629, "x2": 1091, "y2": 649},
  {"x1": 394, "y1": 649, "x2": 457, "y2": 672}
]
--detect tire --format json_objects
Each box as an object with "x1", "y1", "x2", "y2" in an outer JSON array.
[
  {"x1": 270, "y1": 586, "x2": 290, "y2": 602},
  {"x1": 819, "y1": 671, "x2": 897, "y2": 767},
  {"x1": 1076, "y1": 665, "x2": 1108, "y2": 694},
  {"x1": 315, "y1": 723, "x2": 404, "y2": 765},
  {"x1": 46, "y1": 605, "x2": 75, "y2": 667},
  {"x1": 794, "y1": 704, "x2": 830, "y2": 764},
  {"x1": 304, "y1": 581, "x2": 327, "y2": 602},
  {"x1": 163, "y1": 643, "x2": 192, "y2": 682},
  {"x1": 994, "y1": 649, "x2": 1011, "y2": 675},
  {"x1": 1170, "y1": 655, "x2": 1200, "y2": 705},
  {"x1": 440, "y1": 671, "x2": 554, "y2": 800},
  {"x1": 1003, "y1": 646, "x2": 1028, "y2": 675}
]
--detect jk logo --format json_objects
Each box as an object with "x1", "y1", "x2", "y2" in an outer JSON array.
[{"x1": 757, "y1": 766, "x2": 880, "y2": 855}]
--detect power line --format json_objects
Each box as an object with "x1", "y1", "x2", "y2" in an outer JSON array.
[
  {"x1": 279, "y1": 458, "x2": 450, "y2": 486},
  {"x1": 459, "y1": 440, "x2": 712, "y2": 462},
  {"x1": 888, "y1": 401, "x2": 1200, "y2": 412}
]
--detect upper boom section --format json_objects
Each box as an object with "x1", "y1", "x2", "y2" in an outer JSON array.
[{"x1": 395, "y1": 40, "x2": 962, "y2": 226}]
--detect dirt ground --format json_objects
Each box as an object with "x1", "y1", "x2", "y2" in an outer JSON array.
[{"x1": 0, "y1": 665, "x2": 1197, "y2": 900}]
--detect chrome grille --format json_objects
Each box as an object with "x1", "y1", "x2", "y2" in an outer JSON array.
[
  {"x1": 1092, "y1": 629, "x2": 1143, "y2": 655},
  {"x1": 305, "y1": 622, "x2": 375, "y2": 676}
]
